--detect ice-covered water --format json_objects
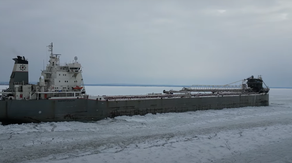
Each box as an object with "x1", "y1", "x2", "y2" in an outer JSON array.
[{"x1": 0, "y1": 86, "x2": 292, "y2": 163}]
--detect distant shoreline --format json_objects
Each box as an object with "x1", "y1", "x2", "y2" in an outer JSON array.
[
  {"x1": 0, "y1": 82, "x2": 291, "y2": 89},
  {"x1": 0, "y1": 83, "x2": 189, "y2": 87},
  {"x1": 85, "y1": 84, "x2": 189, "y2": 87}
]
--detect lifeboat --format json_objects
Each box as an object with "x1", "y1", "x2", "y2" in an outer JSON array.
[{"x1": 72, "y1": 86, "x2": 83, "y2": 90}]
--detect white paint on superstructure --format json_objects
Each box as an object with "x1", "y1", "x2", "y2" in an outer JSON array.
[
  {"x1": 41, "y1": 42, "x2": 85, "y2": 93},
  {"x1": 2, "y1": 43, "x2": 86, "y2": 100}
]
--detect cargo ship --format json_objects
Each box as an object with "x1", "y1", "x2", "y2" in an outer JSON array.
[{"x1": 0, "y1": 43, "x2": 269, "y2": 124}]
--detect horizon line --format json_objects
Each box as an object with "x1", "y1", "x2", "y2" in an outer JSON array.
[{"x1": 0, "y1": 82, "x2": 291, "y2": 88}]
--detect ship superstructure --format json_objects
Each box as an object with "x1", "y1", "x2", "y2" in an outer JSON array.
[
  {"x1": 1, "y1": 43, "x2": 85, "y2": 100},
  {"x1": 40, "y1": 43, "x2": 85, "y2": 98},
  {"x1": 0, "y1": 43, "x2": 270, "y2": 124}
]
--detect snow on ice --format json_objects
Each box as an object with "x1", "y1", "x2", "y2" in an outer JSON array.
[{"x1": 0, "y1": 86, "x2": 292, "y2": 163}]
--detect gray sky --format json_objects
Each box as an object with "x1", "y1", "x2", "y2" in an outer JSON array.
[{"x1": 0, "y1": 0, "x2": 291, "y2": 87}]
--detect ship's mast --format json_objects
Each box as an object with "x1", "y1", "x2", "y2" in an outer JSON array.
[
  {"x1": 48, "y1": 42, "x2": 53, "y2": 56},
  {"x1": 47, "y1": 42, "x2": 61, "y2": 66}
]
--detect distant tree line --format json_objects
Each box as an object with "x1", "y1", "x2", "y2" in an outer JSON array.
[{"x1": 0, "y1": 82, "x2": 9, "y2": 85}]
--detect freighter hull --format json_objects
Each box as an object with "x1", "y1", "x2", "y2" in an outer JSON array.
[
  {"x1": 0, "y1": 94, "x2": 269, "y2": 123},
  {"x1": 0, "y1": 48, "x2": 270, "y2": 124}
]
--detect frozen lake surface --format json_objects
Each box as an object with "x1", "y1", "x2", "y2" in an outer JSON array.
[{"x1": 0, "y1": 86, "x2": 292, "y2": 163}]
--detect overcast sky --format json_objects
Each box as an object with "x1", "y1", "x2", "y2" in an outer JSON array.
[{"x1": 0, "y1": 0, "x2": 291, "y2": 87}]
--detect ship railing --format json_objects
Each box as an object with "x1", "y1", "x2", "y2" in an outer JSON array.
[
  {"x1": 36, "y1": 91, "x2": 82, "y2": 98},
  {"x1": 49, "y1": 96, "x2": 79, "y2": 100},
  {"x1": 13, "y1": 82, "x2": 29, "y2": 85},
  {"x1": 102, "y1": 91, "x2": 255, "y2": 101},
  {"x1": 49, "y1": 89, "x2": 83, "y2": 93},
  {"x1": 103, "y1": 94, "x2": 175, "y2": 100},
  {"x1": 184, "y1": 87, "x2": 245, "y2": 92},
  {"x1": 163, "y1": 87, "x2": 250, "y2": 94},
  {"x1": 190, "y1": 84, "x2": 243, "y2": 88},
  {"x1": 186, "y1": 84, "x2": 244, "y2": 91}
]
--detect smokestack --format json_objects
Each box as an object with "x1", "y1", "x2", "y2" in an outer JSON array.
[{"x1": 8, "y1": 56, "x2": 29, "y2": 91}]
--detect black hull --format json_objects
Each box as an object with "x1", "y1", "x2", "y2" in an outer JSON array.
[{"x1": 0, "y1": 94, "x2": 269, "y2": 124}]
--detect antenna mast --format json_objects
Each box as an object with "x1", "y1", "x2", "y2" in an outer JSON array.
[{"x1": 47, "y1": 42, "x2": 53, "y2": 56}]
